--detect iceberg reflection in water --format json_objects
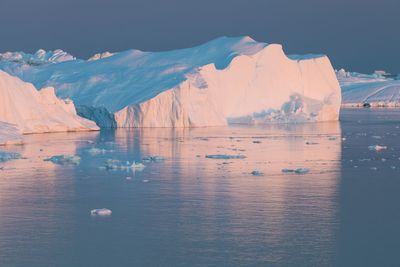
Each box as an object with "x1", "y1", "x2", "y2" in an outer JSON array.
[{"x1": 0, "y1": 122, "x2": 342, "y2": 266}]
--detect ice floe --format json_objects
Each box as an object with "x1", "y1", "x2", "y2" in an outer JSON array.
[
  {"x1": 368, "y1": 145, "x2": 387, "y2": 152},
  {"x1": 44, "y1": 155, "x2": 81, "y2": 165},
  {"x1": 282, "y1": 168, "x2": 310, "y2": 174},
  {"x1": 205, "y1": 154, "x2": 247, "y2": 159},
  {"x1": 90, "y1": 208, "x2": 112, "y2": 216}
]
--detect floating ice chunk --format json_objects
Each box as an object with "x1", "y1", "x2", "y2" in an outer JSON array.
[
  {"x1": 104, "y1": 159, "x2": 145, "y2": 171},
  {"x1": 142, "y1": 179, "x2": 149, "y2": 183},
  {"x1": 368, "y1": 145, "x2": 387, "y2": 152},
  {"x1": 251, "y1": 170, "x2": 264, "y2": 176},
  {"x1": 44, "y1": 155, "x2": 80, "y2": 165},
  {"x1": 90, "y1": 208, "x2": 112, "y2": 216},
  {"x1": 305, "y1": 141, "x2": 319, "y2": 145},
  {"x1": 142, "y1": 155, "x2": 165, "y2": 162},
  {"x1": 86, "y1": 148, "x2": 112, "y2": 156},
  {"x1": 282, "y1": 168, "x2": 310, "y2": 174},
  {"x1": 0, "y1": 151, "x2": 21, "y2": 162},
  {"x1": 205, "y1": 154, "x2": 247, "y2": 159}
]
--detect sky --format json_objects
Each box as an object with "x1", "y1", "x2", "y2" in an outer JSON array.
[{"x1": 0, "y1": 0, "x2": 399, "y2": 73}]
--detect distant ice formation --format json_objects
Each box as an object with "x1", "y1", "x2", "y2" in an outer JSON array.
[
  {"x1": 0, "y1": 36, "x2": 341, "y2": 128},
  {"x1": 337, "y1": 69, "x2": 400, "y2": 107}
]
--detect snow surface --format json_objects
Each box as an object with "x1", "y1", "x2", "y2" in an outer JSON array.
[
  {"x1": 0, "y1": 36, "x2": 341, "y2": 127},
  {"x1": 338, "y1": 69, "x2": 400, "y2": 107},
  {"x1": 0, "y1": 71, "x2": 99, "y2": 134}
]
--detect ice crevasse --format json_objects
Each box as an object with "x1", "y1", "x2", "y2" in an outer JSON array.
[{"x1": 0, "y1": 36, "x2": 342, "y2": 127}]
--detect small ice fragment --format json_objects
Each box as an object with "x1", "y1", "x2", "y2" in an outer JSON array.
[
  {"x1": 251, "y1": 170, "x2": 264, "y2": 176},
  {"x1": 305, "y1": 141, "x2": 319, "y2": 145},
  {"x1": 90, "y1": 208, "x2": 112, "y2": 216},
  {"x1": 294, "y1": 168, "x2": 310, "y2": 174},
  {"x1": 142, "y1": 179, "x2": 149, "y2": 183},
  {"x1": 0, "y1": 151, "x2": 21, "y2": 162},
  {"x1": 370, "y1": 167, "x2": 378, "y2": 171},
  {"x1": 371, "y1": 136, "x2": 382, "y2": 139},
  {"x1": 282, "y1": 168, "x2": 310, "y2": 174},
  {"x1": 390, "y1": 166, "x2": 396, "y2": 169},
  {"x1": 131, "y1": 162, "x2": 146, "y2": 171},
  {"x1": 104, "y1": 159, "x2": 145, "y2": 171},
  {"x1": 368, "y1": 145, "x2": 387, "y2": 152},
  {"x1": 126, "y1": 176, "x2": 132, "y2": 180},
  {"x1": 205, "y1": 154, "x2": 247, "y2": 159},
  {"x1": 142, "y1": 155, "x2": 165, "y2": 162},
  {"x1": 87, "y1": 148, "x2": 110, "y2": 156},
  {"x1": 342, "y1": 138, "x2": 347, "y2": 141},
  {"x1": 44, "y1": 155, "x2": 80, "y2": 165}
]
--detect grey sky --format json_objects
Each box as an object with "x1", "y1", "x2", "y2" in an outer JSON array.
[{"x1": 0, "y1": 0, "x2": 399, "y2": 73}]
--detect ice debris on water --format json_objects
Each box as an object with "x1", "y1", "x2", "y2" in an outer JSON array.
[
  {"x1": 86, "y1": 148, "x2": 113, "y2": 156},
  {"x1": 205, "y1": 154, "x2": 247, "y2": 159},
  {"x1": 142, "y1": 155, "x2": 165, "y2": 162},
  {"x1": 90, "y1": 208, "x2": 112, "y2": 216},
  {"x1": 104, "y1": 159, "x2": 145, "y2": 171},
  {"x1": 251, "y1": 170, "x2": 264, "y2": 176},
  {"x1": 44, "y1": 155, "x2": 80, "y2": 165},
  {"x1": 282, "y1": 168, "x2": 310, "y2": 174},
  {"x1": 368, "y1": 145, "x2": 387, "y2": 152},
  {"x1": 0, "y1": 151, "x2": 21, "y2": 162}
]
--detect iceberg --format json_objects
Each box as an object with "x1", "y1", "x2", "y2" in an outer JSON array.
[
  {"x1": 0, "y1": 71, "x2": 99, "y2": 134},
  {"x1": 337, "y1": 69, "x2": 400, "y2": 107},
  {"x1": 0, "y1": 122, "x2": 23, "y2": 145},
  {"x1": 0, "y1": 36, "x2": 341, "y2": 127}
]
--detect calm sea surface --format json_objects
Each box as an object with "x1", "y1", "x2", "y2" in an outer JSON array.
[{"x1": 1, "y1": 109, "x2": 400, "y2": 267}]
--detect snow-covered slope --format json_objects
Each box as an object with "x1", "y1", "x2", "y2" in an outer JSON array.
[
  {"x1": 0, "y1": 36, "x2": 341, "y2": 127},
  {"x1": 0, "y1": 71, "x2": 99, "y2": 135},
  {"x1": 338, "y1": 69, "x2": 400, "y2": 107}
]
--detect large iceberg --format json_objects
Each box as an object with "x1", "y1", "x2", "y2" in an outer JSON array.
[
  {"x1": 0, "y1": 36, "x2": 341, "y2": 127},
  {"x1": 338, "y1": 69, "x2": 400, "y2": 107},
  {"x1": 0, "y1": 70, "x2": 99, "y2": 136}
]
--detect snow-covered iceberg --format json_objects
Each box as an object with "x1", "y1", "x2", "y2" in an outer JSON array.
[
  {"x1": 0, "y1": 70, "x2": 99, "y2": 135},
  {"x1": 0, "y1": 36, "x2": 341, "y2": 127},
  {"x1": 338, "y1": 69, "x2": 400, "y2": 107}
]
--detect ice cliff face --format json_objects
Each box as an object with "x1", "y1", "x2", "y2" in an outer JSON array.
[
  {"x1": 0, "y1": 71, "x2": 98, "y2": 138},
  {"x1": 337, "y1": 69, "x2": 400, "y2": 107},
  {"x1": 0, "y1": 36, "x2": 341, "y2": 127},
  {"x1": 0, "y1": 122, "x2": 22, "y2": 145}
]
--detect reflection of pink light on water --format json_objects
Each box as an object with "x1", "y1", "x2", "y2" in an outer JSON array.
[{"x1": 0, "y1": 124, "x2": 340, "y2": 263}]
